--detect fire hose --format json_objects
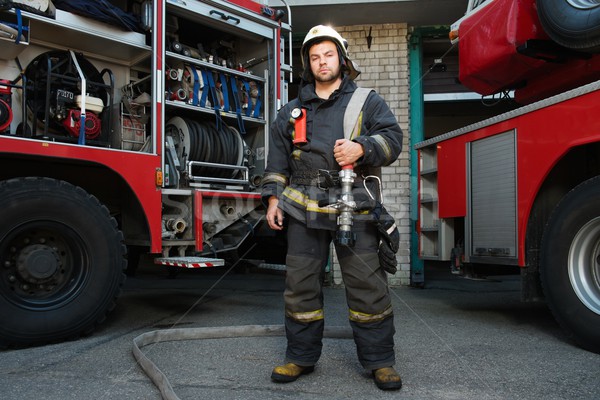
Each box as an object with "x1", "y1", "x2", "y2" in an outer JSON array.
[
  {"x1": 133, "y1": 184, "x2": 358, "y2": 398},
  {"x1": 133, "y1": 161, "x2": 366, "y2": 398},
  {"x1": 133, "y1": 324, "x2": 353, "y2": 400},
  {"x1": 135, "y1": 107, "x2": 360, "y2": 399}
]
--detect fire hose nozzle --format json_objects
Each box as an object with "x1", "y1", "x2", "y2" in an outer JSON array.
[{"x1": 336, "y1": 166, "x2": 357, "y2": 247}]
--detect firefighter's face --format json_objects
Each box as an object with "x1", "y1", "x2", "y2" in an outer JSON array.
[{"x1": 308, "y1": 40, "x2": 341, "y2": 83}]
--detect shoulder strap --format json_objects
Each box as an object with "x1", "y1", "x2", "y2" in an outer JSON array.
[
  {"x1": 343, "y1": 87, "x2": 373, "y2": 140},
  {"x1": 344, "y1": 87, "x2": 382, "y2": 180}
]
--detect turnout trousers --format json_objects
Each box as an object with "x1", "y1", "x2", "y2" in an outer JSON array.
[{"x1": 283, "y1": 217, "x2": 396, "y2": 371}]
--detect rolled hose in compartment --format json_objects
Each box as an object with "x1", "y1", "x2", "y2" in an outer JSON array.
[{"x1": 165, "y1": 116, "x2": 244, "y2": 179}]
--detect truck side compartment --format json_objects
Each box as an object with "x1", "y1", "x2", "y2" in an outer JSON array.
[{"x1": 0, "y1": 0, "x2": 290, "y2": 347}]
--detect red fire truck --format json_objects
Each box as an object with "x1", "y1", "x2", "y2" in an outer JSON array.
[
  {"x1": 0, "y1": 0, "x2": 290, "y2": 346},
  {"x1": 416, "y1": 0, "x2": 600, "y2": 352}
]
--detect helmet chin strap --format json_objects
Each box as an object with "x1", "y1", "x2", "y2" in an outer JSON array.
[{"x1": 338, "y1": 46, "x2": 347, "y2": 68}]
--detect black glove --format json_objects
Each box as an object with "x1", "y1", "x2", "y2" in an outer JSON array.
[{"x1": 374, "y1": 205, "x2": 399, "y2": 274}]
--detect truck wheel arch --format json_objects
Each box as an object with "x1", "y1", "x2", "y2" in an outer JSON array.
[
  {"x1": 0, "y1": 155, "x2": 152, "y2": 244},
  {"x1": 524, "y1": 143, "x2": 600, "y2": 301}
]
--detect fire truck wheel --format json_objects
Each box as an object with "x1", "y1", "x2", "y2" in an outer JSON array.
[
  {"x1": 0, "y1": 177, "x2": 126, "y2": 347},
  {"x1": 537, "y1": 0, "x2": 600, "y2": 52},
  {"x1": 541, "y1": 176, "x2": 600, "y2": 353}
]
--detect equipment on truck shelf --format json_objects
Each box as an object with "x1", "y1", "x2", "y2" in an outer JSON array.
[{"x1": 23, "y1": 50, "x2": 114, "y2": 145}]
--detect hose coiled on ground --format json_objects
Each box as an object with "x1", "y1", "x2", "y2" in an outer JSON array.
[{"x1": 133, "y1": 324, "x2": 353, "y2": 400}]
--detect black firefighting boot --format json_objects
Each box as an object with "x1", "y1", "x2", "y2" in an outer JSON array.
[
  {"x1": 271, "y1": 363, "x2": 315, "y2": 383},
  {"x1": 373, "y1": 367, "x2": 402, "y2": 391}
]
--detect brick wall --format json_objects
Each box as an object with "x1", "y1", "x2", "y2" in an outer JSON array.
[{"x1": 330, "y1": 23, "x2": 412, "y2": 287}]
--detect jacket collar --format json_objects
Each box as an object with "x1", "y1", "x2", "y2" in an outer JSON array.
[{"x1": 298, "y1": 76, "x2": 357, "y2": 104}]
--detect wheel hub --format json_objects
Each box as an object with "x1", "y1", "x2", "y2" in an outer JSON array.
[
  {"x1": 566, "y1": 0, "x2": 600, "y2": 11},
  {"x1": 16, "y1": 244, "x2": 61, "y2": 283},
  {"x1": 569, "y1": 217, "x2": 600, "y2": 315}
]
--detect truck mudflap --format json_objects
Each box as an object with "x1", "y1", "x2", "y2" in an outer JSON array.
[{"x1": 154, "y1": 256, "x2": 225, "y2": 268}]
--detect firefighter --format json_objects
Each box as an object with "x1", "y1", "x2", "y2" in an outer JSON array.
[{"x1": 261, "y1": 25, "x2": 403, "y2": 390}]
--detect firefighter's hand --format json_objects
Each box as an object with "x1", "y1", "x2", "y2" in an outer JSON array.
[
  {"x1": 266, "y1": 196, "x2": 284, "y2": 231},
  {"x1": 334, "y1": 139, "x2": 364, "y2": 167}
]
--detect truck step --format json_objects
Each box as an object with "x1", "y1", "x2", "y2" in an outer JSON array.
[{"x1": 154, "y1": 256, "x2": 225, "y2": 268}]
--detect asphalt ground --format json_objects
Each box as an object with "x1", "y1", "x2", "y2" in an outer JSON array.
[{"x1": 1, "y1": 261, "x2": 599, "y2": 400}]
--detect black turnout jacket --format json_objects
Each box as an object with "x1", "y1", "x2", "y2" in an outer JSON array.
[{"x1": 261, "y1": 77, "x2": 403, "y2": 231}]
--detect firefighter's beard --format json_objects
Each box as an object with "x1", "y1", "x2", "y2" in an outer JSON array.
[{"x1": 313, "y1": 65, "x2": 342, "y2": 83}]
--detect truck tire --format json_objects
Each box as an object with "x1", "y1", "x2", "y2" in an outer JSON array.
[
  {"x1": 541, "y1": 176, "x2": 600, "y2": 353},
  {"x1": 537, "y1": 0, "x2": 600, "y2": 52},
  {"x1": 0, "y1": 177, "x2": 126, "y2": 347}
]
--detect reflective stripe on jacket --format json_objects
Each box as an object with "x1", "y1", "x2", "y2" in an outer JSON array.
[{"x1": 262, "y1": 77, "x2": 403, "y2": 230}]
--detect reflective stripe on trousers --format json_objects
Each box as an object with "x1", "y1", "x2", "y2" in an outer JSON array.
[{"x1": 283, "y1": 217, "x2": 396, "y2": 370}]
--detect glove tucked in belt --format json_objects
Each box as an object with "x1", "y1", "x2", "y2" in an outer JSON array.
[{"x1": 374, "y1": 204, "x2": 399, "y2": 274}]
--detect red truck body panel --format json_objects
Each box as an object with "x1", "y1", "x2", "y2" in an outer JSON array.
[
  {"x1": 458, "y1": 0, "x2": 600, "y2": 104},
  {"x1": 434, "y1": 85, "x2": 600, "y2": 264},
  {"x1": 458, "y1": 0, "x2": 547, "y2": 96}
]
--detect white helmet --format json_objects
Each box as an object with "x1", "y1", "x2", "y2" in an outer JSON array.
[{"x1": 300, "y1": 25, "x2": 360, "y2": 81}]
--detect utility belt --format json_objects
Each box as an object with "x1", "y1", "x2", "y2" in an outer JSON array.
[
  {"x1": 291, "y1": 169, "x2": 340, "y2": 189},
  {"x1": 291, "y1": 168, "x2": 368, "y2": 190},
  {"x1": 288, "y1": 168, "x2": 382, "y2": 214}
]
